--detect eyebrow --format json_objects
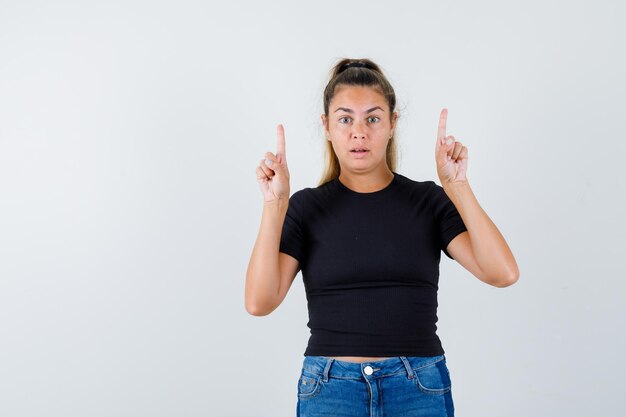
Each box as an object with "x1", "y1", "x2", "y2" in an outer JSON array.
[{"x1": 333, "y1": 106, "x2": 385, "y2": 114}]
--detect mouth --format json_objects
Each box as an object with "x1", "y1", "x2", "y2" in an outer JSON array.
[{"x1": 350, "y1": 148, "x2": 369, "y2": 153}]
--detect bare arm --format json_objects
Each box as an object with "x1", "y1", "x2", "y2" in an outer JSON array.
[
  {"x1": 435, "y1": 108, "x2": 519, "y2": 287},
  {"x1": 444, "y1": 182, "x2": 519, "y2": 287},
  {"x1": 245, "y1": 199, "x2": 289, "y2": 315},
  {"x1": 245, "y1": 124, "x2": 300, "y2": 315}
]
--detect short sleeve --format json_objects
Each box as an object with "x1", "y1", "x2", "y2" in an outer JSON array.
[
  {"x1": 279, "y1": 189, "x2": 307, "y2": 264},
  {"x1": 429, "y1": 182, "x2": 467, "y2": 260}
]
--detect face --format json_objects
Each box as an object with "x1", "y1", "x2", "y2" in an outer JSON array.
[{"x1": 322, "y1": 85, "x2": 397, "y2": 173}]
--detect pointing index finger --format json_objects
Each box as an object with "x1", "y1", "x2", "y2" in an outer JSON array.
[
  {"x1": 438, "y1": 108, "x2": 448, "y2": 144},
  {"x1": 276, "y1": 124, "x2": 286, "y2": 160}
]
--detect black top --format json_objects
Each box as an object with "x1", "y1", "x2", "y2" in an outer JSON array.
[{"x1": 279, "y1": 171, "x2": 468, "y2": 357}]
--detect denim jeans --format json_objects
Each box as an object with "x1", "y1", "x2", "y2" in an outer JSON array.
[{"x1": 296, "y1": 354, "x2": 454, "y2": 417}]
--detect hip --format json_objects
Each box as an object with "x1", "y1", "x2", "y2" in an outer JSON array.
[{"x1": 297, "y1": 354, "x2": 454, "y2": 416}]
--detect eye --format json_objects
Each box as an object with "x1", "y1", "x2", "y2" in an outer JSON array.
[
  {"x1": 368, "y1": 116, "x2": 381, "y2": 123},
  {"x1": 339, "y1": 116, "x2": 352, "y2": 124}
]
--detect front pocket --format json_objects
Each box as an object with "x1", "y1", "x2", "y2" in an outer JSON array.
[
  {"x1": 412, "y1": 358, "x2": 452, "y2": 395},
  {"x1": 297, "y1": 369, "x2": 323, "y2": 399}
]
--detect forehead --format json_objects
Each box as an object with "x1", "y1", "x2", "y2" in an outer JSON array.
[{"x1": 331, "y1": 85, "x2": 386, "y2": 109}]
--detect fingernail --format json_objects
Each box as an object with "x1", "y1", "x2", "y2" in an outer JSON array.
[{"x1": 265, "y1": 158, "x2": 272, "y2": 166}]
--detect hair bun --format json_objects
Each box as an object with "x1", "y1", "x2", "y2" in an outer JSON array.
[{"x1": 341, "y1": 61, "x2": 369, "y2": 71}]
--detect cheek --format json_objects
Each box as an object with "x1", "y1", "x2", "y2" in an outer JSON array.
[{"x1": 333, "y1": 124, "x2": 349, "y2": 132}]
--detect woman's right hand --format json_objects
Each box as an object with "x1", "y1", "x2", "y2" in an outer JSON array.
[{"x1": 256, "y1": 124, "x2": 290, "y2": 202}]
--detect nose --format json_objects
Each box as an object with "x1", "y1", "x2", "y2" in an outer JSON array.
[{"x1": 352, "y1": 121, "x2": 366, "y2": 139}]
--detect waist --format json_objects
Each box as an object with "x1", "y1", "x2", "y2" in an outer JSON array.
[
  {"x1": 304, "y1": 285, "x2": 443, "y2": 357},
  {"x1": 301, "y1": 355, "x2": 446, "y2": 380}
]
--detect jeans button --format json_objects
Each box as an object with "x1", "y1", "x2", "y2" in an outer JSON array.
[{"x1": 364, "y1": 365, "x2": 373, "y2": 375}]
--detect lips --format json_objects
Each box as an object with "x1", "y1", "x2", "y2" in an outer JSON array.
[{"x1": 350, "y1": 149, "x2": 369, "y2": 159}]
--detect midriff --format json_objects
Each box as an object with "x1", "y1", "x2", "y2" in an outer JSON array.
[{"x1": 325, "y1": 356, "x2": 394, "y2": 363}]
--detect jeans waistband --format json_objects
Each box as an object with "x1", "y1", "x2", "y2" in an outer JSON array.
[{"x1": 301, "y1": 354, "x2": 446, "y2": 382}]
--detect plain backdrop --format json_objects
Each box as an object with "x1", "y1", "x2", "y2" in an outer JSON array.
[{"x1": 1, "y1": 0, "x2": 624, "y2": 416}]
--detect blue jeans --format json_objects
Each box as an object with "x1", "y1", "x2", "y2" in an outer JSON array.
[{"x1": 296, "y1": 354, "x2": 454, "y2": 417}]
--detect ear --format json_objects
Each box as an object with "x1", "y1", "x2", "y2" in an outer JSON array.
[
  {"x1": 321, "y1": 114, "x2": 330, "y2": 139},
  {"x1": 390, "y1": 111, "x2": 398, "y2": 136}
]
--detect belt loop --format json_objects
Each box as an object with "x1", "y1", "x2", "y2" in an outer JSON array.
[
  {"x1": 399, "y1": 356, "x2": 415, "y2": 380},
  {"x1": 322, "y1": 357, "x2": 333, "y2": 382}
]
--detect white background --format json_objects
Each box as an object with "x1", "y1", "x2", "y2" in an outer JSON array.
[{"x1": 1, "y1": 1, "x2": 624, "y2": 416}]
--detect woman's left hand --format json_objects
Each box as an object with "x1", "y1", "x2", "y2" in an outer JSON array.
[{"x1": 435, "y1": 108, "x2": 468, "y2": 185}]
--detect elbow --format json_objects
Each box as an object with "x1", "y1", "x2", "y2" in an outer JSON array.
[
  {"x1": 491, "y1": 268, "x2": 520, "y2": 288},
  {"x1": 245, "y1": 295, "x2": 276, "y2": 317},
  {"x1": 245, "y1": 273, "x2": 278, "y2": 316},
  {"x1": 246, "y1": 303, "x2": 271, "y2": 316}
]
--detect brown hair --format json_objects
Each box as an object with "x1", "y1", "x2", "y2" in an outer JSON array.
[{"x1": 318, "y1": 58, "x2": 399, "y2": 186}]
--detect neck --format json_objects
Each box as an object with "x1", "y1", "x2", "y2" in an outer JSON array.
[{"x1": 338, "y1": 169, "x2": 394, "y2": 193}]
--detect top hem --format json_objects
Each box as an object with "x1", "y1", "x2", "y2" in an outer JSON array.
[{"x1": 304, "y1": 347, "x2": 445, "y2": 357}]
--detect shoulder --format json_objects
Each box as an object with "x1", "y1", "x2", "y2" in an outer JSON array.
[
  {"x1": 289, "y1": 187, "x2": 310, "y2": 200},
  {"x1": 291, "y1": 177, "x2": 337, "y2": 201},
  {"x1": 285, "y1": 188, "x2": 310, "y2": 213},
  {"x1": 394, "y1": 171, "x2": 431, "y2": 186},
  {"x1": 401, "y1": 174, "x2": 444, "y2": 198},
  {"x1": 392, "y1": 174, "x2": 450, "y2": 215},
  {"x1": 394, "y1": 172, "x2": 437, "y2": 196},
  {"x1": 287, "y1": 183, "x2": 326, "y2": 208}
]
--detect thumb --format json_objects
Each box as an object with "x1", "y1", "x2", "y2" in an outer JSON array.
[{"x1": 264, "y1": 151, "x2": 287, "y2": 176}]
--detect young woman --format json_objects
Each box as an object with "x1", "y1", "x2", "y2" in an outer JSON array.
[{"x1": 246, "y1": 58, "x2": 519, "y2": 416}]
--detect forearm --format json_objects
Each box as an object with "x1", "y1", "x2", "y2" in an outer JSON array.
[
  {"x1": 245, "y1": 199, "x2": 289, "y2": 314},
  {"x1": 443, "y1": 180, "x2": 519, "y2": 285}
]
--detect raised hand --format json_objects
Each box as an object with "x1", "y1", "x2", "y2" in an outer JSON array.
[
  {"x1": 256, "y1": 124, "x2": 291, "y2": 202},
  {"x1": 435, "y1": 108, "x2": 468, "y2": 184}
]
